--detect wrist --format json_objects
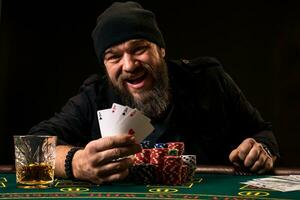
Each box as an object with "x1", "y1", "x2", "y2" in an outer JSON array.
[
  {"x1": 64, "y1": 147, "x2": 83, "y2": 179},
  {"x1": 71, "y1": 149, "x2": 83, "y2": 179}
]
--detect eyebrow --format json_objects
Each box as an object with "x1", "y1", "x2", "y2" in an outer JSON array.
[
  {"x1": 104, "y1": 48, "x2": 117, "y2": 56},
  {"x1": 104, "y1": 39, "x2": 149, "y2": 56}
]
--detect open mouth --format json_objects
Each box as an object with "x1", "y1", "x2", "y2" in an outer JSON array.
[
  {"x1": 125, "y1": 73, "x2": 148, "y2": 89},
  {"x1": 126, "y1": 73, "x2": 147, "y2": 84}
]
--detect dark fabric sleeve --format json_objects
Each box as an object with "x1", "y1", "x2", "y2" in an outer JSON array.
[
  {"x1": 28, "y1": 90, "x2": 93, "y2": 146},
  {"x1": 221, "y1": 71, "x2": 280, "y2": 157}
]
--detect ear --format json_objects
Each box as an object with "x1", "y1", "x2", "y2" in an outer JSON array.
[{"x1": 160, "y1": 48, "x2": 166, "y2": 58}]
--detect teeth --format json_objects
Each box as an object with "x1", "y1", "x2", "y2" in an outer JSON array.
[
  {"x1": 127, "y1": 74, "x2": 145, "y2": 84},
  {"x1": 127, "y1": 73, "x2": 145, "y2": 83}
]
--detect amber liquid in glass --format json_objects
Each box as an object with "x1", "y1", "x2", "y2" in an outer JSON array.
[{"x1": 16, "y1": 162, "x2": 54, "y2": 185}]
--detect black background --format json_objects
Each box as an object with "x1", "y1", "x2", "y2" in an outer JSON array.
[{"x1": 1, "y1": 0, "x2": 300, "y2": 166}]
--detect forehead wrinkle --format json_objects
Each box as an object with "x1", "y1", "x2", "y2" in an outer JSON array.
[{"x1": 105, "y1": 39, "x2": 150, "y2": 54}]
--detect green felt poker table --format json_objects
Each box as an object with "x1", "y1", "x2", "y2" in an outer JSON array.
[{"x1": 1, "y1": 165, "x2": 300, "y2": 200}]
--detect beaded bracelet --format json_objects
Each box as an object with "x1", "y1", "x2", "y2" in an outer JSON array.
[
  {"x1": 261, "y1": 143, "x2": 273, "y2": 157},
  {"x1": 64, "y1": 147, "x2": 82, "y2": 179}
]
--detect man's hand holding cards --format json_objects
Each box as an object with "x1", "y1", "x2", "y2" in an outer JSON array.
[{"x1": 97, "y1": 103, "x2": 154, "y2": 143}]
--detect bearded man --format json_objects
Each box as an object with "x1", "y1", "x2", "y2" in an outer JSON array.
[{"x1": 29, "y1": 1, "x2": 279, "y2": 184}]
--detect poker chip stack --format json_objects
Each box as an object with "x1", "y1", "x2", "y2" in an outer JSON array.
[
  {"x1": 162, "y1": 156, "x2": 183, "y2": 185},
  {"x1": 133, "y1": 149, "x2": 151, "y2": 164},
  {"x1": 128, "y1": 164, "x2": 157, "y2": 184},
  {"x1": 181, "y1": 155, "x2": 197, "y2": 182},
  {"x1": 150, "y1": 147, "x2": 168, "y2": 183},
  {"x1": 181, "y1": 165, "x2": 188, "y2": 183},
  {"x1": 129, "y1": 141, "x2": 197, "y2": 185},
  {"x1": 149, "y1": 148, "x2": 168, "y2": 165},
  {"x1": 168, "y1": 142, "x2": 184, "y2": 156}
]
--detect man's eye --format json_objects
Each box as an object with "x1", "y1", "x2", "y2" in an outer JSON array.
[
  {"x1": 105, "y1": 55, "x2": 120, "y2": 62},
  {"x1": 133, "y1": 46, "x2": 148, "y2": 54}
]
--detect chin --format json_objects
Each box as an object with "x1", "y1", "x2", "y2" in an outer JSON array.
[
  {"x1": 131, "y1": 92, "x2": 144, "y2": 101},
  {"x1": 128, "y1": 85, "x2": 152, "y2": 98}
]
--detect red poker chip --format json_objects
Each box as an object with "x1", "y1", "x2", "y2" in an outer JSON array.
[
  {"x1": 162, "y1": 156, "x2": 183, "y2": 185},
  {"x1": 167, "y1": 142, "x2": 185, "y2": 155},
  {"x1": 134, "y1": 149, "x2": 153, "y2": 164},
  {"x1": 181, "y1": 165, "x2": 188, "y2": 184},
  {"x1": 150, "y1": 148, "x2": 168, "y2": 165}
]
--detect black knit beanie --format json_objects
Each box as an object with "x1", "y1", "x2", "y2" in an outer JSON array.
[{"x1": 92, "y1": 1, "x2": 166, "y2": 65}]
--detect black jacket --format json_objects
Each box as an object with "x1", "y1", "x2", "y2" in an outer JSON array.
[{"x1": 29, "y1": 57, "x2": 279, "y2": 164}]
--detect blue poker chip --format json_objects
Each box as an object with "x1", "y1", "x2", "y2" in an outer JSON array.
[
  {"x1": 154, "y1": 143, "x2": 167, "y2": 148},
  {"x1": 141, "y1": 140, "x2": 152, "y2": 149}
]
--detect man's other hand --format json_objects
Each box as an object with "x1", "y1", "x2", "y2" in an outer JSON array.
[
  {"x1": 72, "y1": 134, "x2": 141, "y2": 184},
  {"x1": 229, "y1": 138, "x2": 276, "y2": 174}
]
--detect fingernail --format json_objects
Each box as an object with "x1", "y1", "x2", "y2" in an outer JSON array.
[{"x1": 129, "y1": 135, "x2": 135, "y2": 142}]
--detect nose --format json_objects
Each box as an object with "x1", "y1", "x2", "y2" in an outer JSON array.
[{"x1": 122, "y1": 53, "x2": 138, "y2": 73}]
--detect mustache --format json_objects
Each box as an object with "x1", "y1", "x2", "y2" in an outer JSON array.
[{"x1": 118, "y1": 63, "x2": 154, "y2": 82}]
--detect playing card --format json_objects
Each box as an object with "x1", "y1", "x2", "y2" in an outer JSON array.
[
  {"x1": 290, "y1": 175, "x2": 300, "y2": 181},
  {"x1": 97, "y1": 109, "x2": 118, "y2": 137},
  {"x1": 120, "y1": 108, "x2": 151, "y2": 123},
  {"x1": 113, "y1": 109, "x2": 154, "y2": 142},
  {"x1": 111, "y1": 103, "x2": 133, "y2": 123},
  {"x1": 270, "y1": 175, "x2": 300, "y2": 183},
  {"x1": 97, "y1": 103, "x2": 154, "y2": 142}
]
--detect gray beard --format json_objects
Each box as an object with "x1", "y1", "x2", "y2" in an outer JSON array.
[{"x1": 110, "y1": 60, "x2": 170, "y2": 119}]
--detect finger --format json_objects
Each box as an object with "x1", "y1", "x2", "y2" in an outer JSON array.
[
  {"x1": 250, "y1": 150, "x2": 267, "y2": 172},
  {"x1": 88, "y1": 134, "x2": 136, "y2": 153},
  {"x1": 237, "y1": 138, "x2": 256, "y2": 161},
  {"x1": 244, "y1": 143, "x2": 262, "y2": 167},
  {"x1": 93, "y1": 143, "x2": 141, "y2": 165},
  {"x1": 101, "y1": 169, "x2": 129, "y2": 183},
  {"x1": 229, "y1": 149, "x2": 240, "y2": 166},
  {"x1": 75, "y1": 156, "x2": 133, "y2": 184},
  {"x1": 257, "y1": 157, "x2": 273, "y2": 174},
  {"x1": 96, "y1": 158, "x2": 133, "y2": 177},
  {"x1": 265, "y1": 156, "x2": 274, "y2": 171}
]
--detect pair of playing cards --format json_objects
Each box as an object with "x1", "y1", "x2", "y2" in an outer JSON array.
[
  {"x1": 97, "y1": 103, "x2": 154, "y2": 143},
  {"x1": 242, "y1": 175, "x2": 300, "y2": 192}
]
